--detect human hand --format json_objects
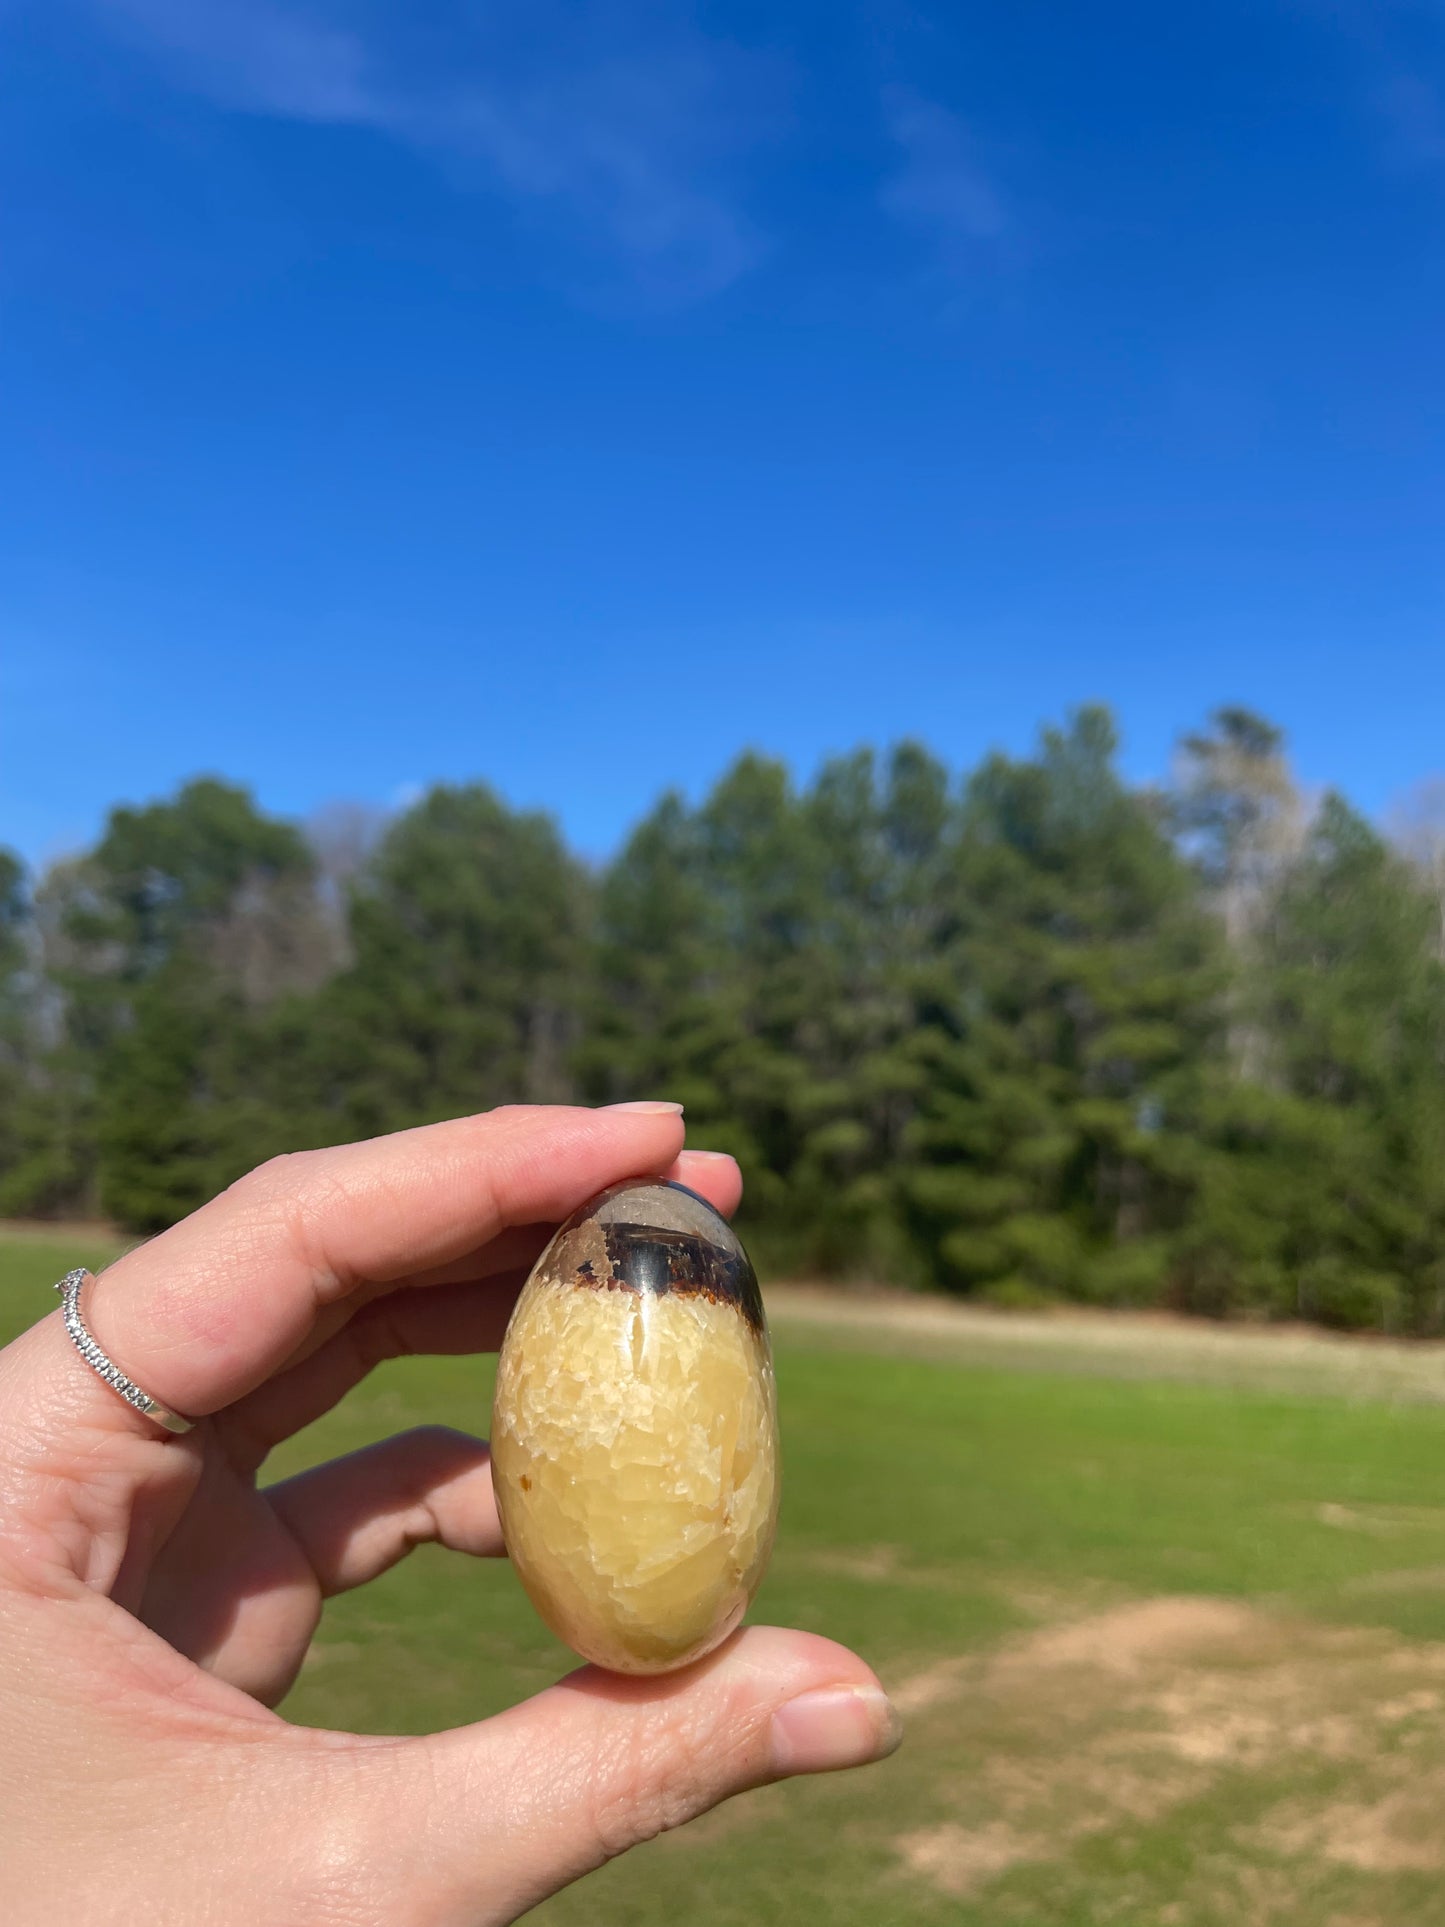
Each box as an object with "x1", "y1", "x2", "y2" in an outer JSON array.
[{"x1": 0, "y1": 1105, "x2": 899, "y2": 1925}]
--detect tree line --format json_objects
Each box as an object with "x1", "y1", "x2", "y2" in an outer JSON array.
[{"x1": 4, "y1": 705, "x2": 1445, "y2": 1333}]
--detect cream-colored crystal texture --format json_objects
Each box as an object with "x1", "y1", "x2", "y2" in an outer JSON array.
[{"x1": 491, "y1": 1180, "x2": 779, "y2": 1674}]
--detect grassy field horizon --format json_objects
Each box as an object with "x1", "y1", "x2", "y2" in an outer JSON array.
[{"x1": 8, "y1": 1226, "x2": 1445, "y2": 1923}]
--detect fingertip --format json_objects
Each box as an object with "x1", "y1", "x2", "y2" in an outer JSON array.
[
  {"x1": 670, "y1": 1149, "x2": 744, "y2": 1218},
  {"x1": 547, "y1": 1627, "x2": 900, "y2": 1777},
  {"x1": 712, "y1": 1628, "x2": 898, "y2": 1778},
  {"x1": 770, "y1": 1685, "x2": 903, "y2": 1775},
  {"x1": 561, "y1": 1626, "x2": 899, "y2": 1777}
]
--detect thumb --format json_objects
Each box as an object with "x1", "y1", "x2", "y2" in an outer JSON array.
[{"x1": 365, "y1": 1628, "x2": 901, "y2": 1927}]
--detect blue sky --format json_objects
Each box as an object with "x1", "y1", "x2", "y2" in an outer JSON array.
[{"x1": 2, "y1": 0, "x2": 1443, "y2": 868}]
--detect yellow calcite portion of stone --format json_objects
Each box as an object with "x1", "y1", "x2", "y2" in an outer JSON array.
[{"x1": 492, "y1": 1269, "x2": 779, "y2": 1674}]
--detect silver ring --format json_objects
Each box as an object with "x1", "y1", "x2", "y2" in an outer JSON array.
[{"x1": 53, "y1": 1268, "x2": 195, "y2": 1436}]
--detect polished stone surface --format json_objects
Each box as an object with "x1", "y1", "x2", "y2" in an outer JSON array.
[{"x1": 492, "y1": 1181, "x2": 779, "y2": 1674}]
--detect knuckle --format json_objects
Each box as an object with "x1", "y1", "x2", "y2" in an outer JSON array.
[
  {"x1": 231, "y1": 1148, "x2": 321, "y2": 1202},
  {"x1": 269, "y1": 1755, "x2": 426, "y2": 1927},
  {"x1": 230, "y1": 1153, "x2": 359, "y2": 1289},
  {"x1": 351, "y1": 1301, "x2": 405, "y2": 1372},
  {"x1": 586, "y1": 1707, "x2": 732, "y2": 1860}
]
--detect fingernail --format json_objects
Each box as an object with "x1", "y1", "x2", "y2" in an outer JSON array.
[
  {"x1": 680, "y1": 1147, "x2": 734, "y2": 1161},
  {"x1": 603, "y1": 1100, "x2": 685, "y2": 1115},
  {"x1": 770, "y1": 1687, "x2": 903, "y2": 1776}
]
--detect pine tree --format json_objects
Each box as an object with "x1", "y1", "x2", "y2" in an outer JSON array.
[
  {"x1": 584, "y1": 746, "x2": 954, "y2": 1274},
  {"x1": 1187, "y1": 796, "x2": 1445, "y2": 1329},
  {"x1": 0, "y1": 850, "x2": 52, "y2": 1214},
  {"x1": 903, "y1": 708, "x2": 1226, "y2": 1303},
  {"x1": 582, "y1": 755, "x2": 822, "y2": 1240},
  {"x1": 305, "y1": 784, "x2": 593, "y2": 1140},
  {"x1": 43, "y1": 779, "x2": 323, "y2": 1227},
  {"x1": 4, "y1": 728, "x2": 1442, "y2": 1332}
]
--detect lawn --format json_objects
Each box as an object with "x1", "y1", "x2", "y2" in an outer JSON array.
[{"x1": 9, "y1": 1228, "x2": 1445, "y2": 1923}]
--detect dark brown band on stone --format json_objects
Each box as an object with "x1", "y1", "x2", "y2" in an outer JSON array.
[
  {"x1": 545, "y1": 1180, "x2": 766, "y2": 1334},
  {"x1": 597, "y1": 1221, "x2": 765, "y2": 1333}
]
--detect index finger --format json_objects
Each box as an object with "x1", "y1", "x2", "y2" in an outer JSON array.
[{"x1": 19, "y1": 1104, "x2": 694, "y2": 1431}]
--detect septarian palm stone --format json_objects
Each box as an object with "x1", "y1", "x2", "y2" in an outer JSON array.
[{"x1": 491, "y1": 1179, "x2": 780, "y2": 1674}]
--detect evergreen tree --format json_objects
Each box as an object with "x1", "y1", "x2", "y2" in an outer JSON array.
[
  {"x1": 585, "y1": 745, "x2": 953, "y2": 1274},
  {"x1": 46, "y1": 779, "x2": 323, "y2": 1227},
  {"x1": 580, "y1": 788, "x2": 732, "y2": 1121},
  {"x1": 582, "y1": 755, "x2": 822, "y2": 1240},
  {"x1": 786, "y1": 744, "x2": 954, "y2": 1274},
  {"x1": 0, "y1": 850, "x2": 49, "y2": 1213},
  {"x1": 305, "y1": 784, "x2": 593, "y2": 1139},
  {"x1": 903, "y1": 708, "x2": 1226, "y2": 1303},
  {"x1": 1187, "y1": 796, "x2": 1445, "y2": 1329},
  {"x1": 3, "y1": 728, "x2": 1442, "y2": 1333},
  {"x1": 1390, "y1": 777, "x2": 1445, "y2": 964}
]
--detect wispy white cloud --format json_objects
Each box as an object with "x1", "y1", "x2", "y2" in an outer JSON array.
[
  {"x1": 879, "y1": 86, "x2": 1008, "y2": 272},
  {"x1": 415, "y1": 49, "x2": 764, "y2": 300},
  {"x1": 1371, "y1": 69, "x2": 1445, "y2": 166},
  {"x1": 1296, "y1": 0, "x2": 1445, "y2": 170},
  {"x1": 81, "y1": 0, "x2": 773, "y2": 304},
  {"x1": 91, "y1": 0, "x2": 372, "y2": 122}
]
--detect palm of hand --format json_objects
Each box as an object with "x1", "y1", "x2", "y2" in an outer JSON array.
[
  {"x1": 0, "y1": 1108, "x2": 897, "y2": 1926},
  {"x1": 135, "y1": 1430, "x2": 329, "y2": 1706}
]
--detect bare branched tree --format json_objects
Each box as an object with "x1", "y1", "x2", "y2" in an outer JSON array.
[
  {"x1": 1171, "y1": 706, "x2": 1306, "y2": 945},
  {"x1": 1388, "y1": 776, "x2": 1445, "y2": 963}
]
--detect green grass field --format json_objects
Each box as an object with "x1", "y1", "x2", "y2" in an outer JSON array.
[{"x1": 10, "y1": 1229, "x2": 1445, "y2": 1924}]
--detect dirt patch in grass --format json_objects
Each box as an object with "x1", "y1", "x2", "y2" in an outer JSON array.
[
  {"x1": 892, "y1": 1594, "x2": 1445, "y2": 1903},
  {"x1": 892, "y1": 1653, "x2": 972, "y2": 1714},
  {"x1": 803, "y1": 1543, "x2": 902, "y2": 1583},
  {"x1": 898, "y1": 1820, "x2": 1039, "y2": 1892},
  {"x1": 1007, "y1": 1595, "x2": 1263, "y2": 1673},
  {"x1": 1315, "y1": 1501, "x2": 1445, "y2": 1536},
  {"x1": 1257, "y1": 1791, "x2": 1445, "y2": 1873}
]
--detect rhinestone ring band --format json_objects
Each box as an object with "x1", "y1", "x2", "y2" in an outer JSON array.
[{"x1": 53, "y1": 1268, "x2": 195, "y2": 1436}]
